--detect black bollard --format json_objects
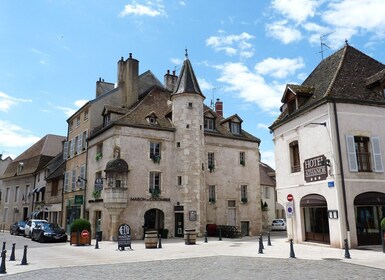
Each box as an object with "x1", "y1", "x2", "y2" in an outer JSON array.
[
  {"x1": 258, "y1": 235, "x2": 263, "y2": 254},
  {"x1": 0, "y1": 250, "x2": 6, "y2": 274},
  {"x1": 204, "y1": 231, "x2": 208, "y2": 243},
  {"x1": 219, "y1": 228, "x2": 222, "y2": 241},
  {"x1": 1, "y1": 242, "x2": 5, "y2": 252},
  {"x1": 9, "y1": 243, "x2": 15, "y2": 261},
  {"x1": 21, "y1": 245, "x2": 28, "y2": 265},
  {"x1": 289, "y1": 239, "x2": 296, "y2": 258},
  {"x1": 158, "y1": 234, "x2": 162, "y2": 249},
  {"x1": 267, "y1": 232, "x2": 272, "y2": 246},
  {"x1": 344, "y1": 239, "x2": 351, "y2": 259},
  {"x1": 260, "y1": 234, "x2": 264, "y2": 250},
  {"x1": 95, "y1": 237, "x2": 99, "y2": 249}
]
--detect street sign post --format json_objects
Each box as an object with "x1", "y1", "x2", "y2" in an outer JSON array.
[{"x1": 286, "y1": 202, "x2": 294, "y2": 218}]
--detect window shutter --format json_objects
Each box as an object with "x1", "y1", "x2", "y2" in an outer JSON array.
[
  {"x1": 346, "y1": 135, "x2": 358, "y2": 172},
  {"x1": 63, "y1": 141, "x2": 68, "y2": 159},
  {"x1": 77, "y1": 134, "x2": 83, "y2": 153},
  {"x1": 371, "y1": 136, "x2": 383, "y2": 172}
]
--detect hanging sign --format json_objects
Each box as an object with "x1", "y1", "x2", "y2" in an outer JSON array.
[{"x1": 303, "y1": 155, "x2": 328, "y2": 183}]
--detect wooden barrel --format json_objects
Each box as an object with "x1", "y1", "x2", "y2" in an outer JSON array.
[
  {"x1": 145, "y1": 231, "x2": 158, "y2": 249},
  {"x1": 184, "y1": 229, "x2": 196, "y2": 245}
]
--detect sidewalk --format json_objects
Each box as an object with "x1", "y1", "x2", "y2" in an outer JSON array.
[{"x1": 1, "y1": 235, "x2": 384, "y2": 276}]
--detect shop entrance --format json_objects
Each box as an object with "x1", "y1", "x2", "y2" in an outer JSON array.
[
  {"x1": 144, "y1": 208, "x2": 164, "y2": 234},
  {"x1": 174, "y1": 213, "x2": 184, "y2": 237},
  {"x1": 354, "y1": 192, "x2": 385, "y2": 246},
  {"x1": 301, "y1": 194, "x2": 330, "y2": 244}
]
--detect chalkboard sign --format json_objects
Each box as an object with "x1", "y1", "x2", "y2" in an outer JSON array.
[{"x1": 117, "y1": 223, "x2": 132, "y2": 250}]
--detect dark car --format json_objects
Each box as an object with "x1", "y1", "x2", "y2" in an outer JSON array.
[
  {"x1": 31, "y1": 223, "x2": 68, "y2": 243},
  {"x1": 10, "y1": 221, "x2": 26, "y2": 235}
]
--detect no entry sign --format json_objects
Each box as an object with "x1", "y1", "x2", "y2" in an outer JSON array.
[
  {"x1": 81, "y1": 230, "x2": 89, "y2": 238},
  {"x1": 287, "y1": 194, "x2": 293, "y2": 201}
]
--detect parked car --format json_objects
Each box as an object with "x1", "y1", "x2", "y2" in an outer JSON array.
[
  {"x1": 31, "y1": 223, "x2": 68, "y2": 243},
  {"x1": 24, "y1": 219, "x2": 48, "y2": 237},
  {"x1": 10, "y1": 221, "x2": 27, "y2": 235},
  {"x1": 271, "y1": 219, "x2": 286, "y2": 231}
]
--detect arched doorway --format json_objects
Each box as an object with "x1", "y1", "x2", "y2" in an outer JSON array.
[
  {"x1": 354, "y1": 192, "x2": 385, "y2": 246},
  {"x1": 144, "y1": 208, "x2": 164, "y2": 234},
  {"x1": 300, "y1": 194, "x2": 330, "y2": 244}
]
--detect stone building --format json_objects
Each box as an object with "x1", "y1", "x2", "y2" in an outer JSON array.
[
  {"x1": 0, "y1": 134, "x2": 65, "y2": 228},
  {"x1": 85, "y1": 52, "x2": 262, "y2": 240},
  {"x1": 270, "y1": 43, "x2": 385, "y2": 248}
]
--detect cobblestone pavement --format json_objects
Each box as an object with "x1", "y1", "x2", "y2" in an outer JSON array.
[{"x1": 1, "y1": 256, "x2": 385, "y2": 280}]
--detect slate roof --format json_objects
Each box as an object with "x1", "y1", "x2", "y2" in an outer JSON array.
[
  {"x1": 1, "y1": 134, "x2": 66, "y2": 179},
  {"x1": 271, "y1": 44, "x2": 385, "y2": 129},
  {"x1": 45, "y1": 152, "x2": 65, "y2": 181},
  {"x1": 259, "y1": 162, "x2": 276, "y2": 187},
  {"x1": 172, "y1": 54, "x2": 204, "y2": 98}
]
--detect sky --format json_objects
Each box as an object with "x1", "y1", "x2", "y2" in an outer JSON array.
[{"x1": 1, "y1": 0, "x2": 385, "y2": 168}]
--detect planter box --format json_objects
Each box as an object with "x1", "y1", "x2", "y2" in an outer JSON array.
[{"x1": 70, "y1": 231, "x2": 91, "y2": 246}]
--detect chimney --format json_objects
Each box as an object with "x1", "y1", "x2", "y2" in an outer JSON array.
[
  {"x1": 117, "y1": 53, "x2": 139, "y2": 107},
  {"x1": 164, "y1": 69, "x2": 178, "y2": 92},
  {"x1": 96, "y1": 77, "x2": 115, "y2": 98},
  {"x1": 215, "y1": 98, "x2": 223, "y2": 117}
]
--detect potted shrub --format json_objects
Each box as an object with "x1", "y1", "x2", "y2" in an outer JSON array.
[{"x1": 70, "y1": 219, "x2": 91, "y2": 246}]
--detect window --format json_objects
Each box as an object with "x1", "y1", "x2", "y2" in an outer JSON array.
[
  {"x1": 64, "y1": 171, "x2": 69, "y2": 192},
  {"x1": 63, "y1": 141, "x2": 68, "y2": 159},
  {"x1": 264, "y1": 186, "x2": 271, "y2": 199},
  {"x1": 240, "y1": 152, "x2": 245, "y2": 166},
  {"x1": 230, "y1": 122, "x2": 240, "y2": 135},
  {"x1": 149, "y1": 172, "x2": 161, "y2": 197},
  {"x1": 228, "y1": 200, "x2": 236, "y2": 207},
  {"x1": 150, "y1": 142, "x2": 161, "y2": 163},
  {"x1": 71, "y1": 169, "x2": 77, "y2": 191},
  {"x1": 208, "y1": 185, "x2": 216, "y2": 203},
  {"x1": 25, "y1": 185, "x2": 30, "y2": 202},
  {"x1": 17, "y1": 162, "x2": 24, "y2": 174},
  {"x1": 84, "y1": 110, "x2": 89, "y2": 121},
  {"x1": 2, "y1": 208, "x2": 8, "y2": 223},
  {"x1": 346, "y1": 135, "x2": 383, "y2": 172},
  {"x1": 5, "y1": 188, "x2": 9, "y2": 203},
  {"x1": 76, "y1": 116, "x2": 80, "y2": 127},
  {"x1": 79, "y1": 165, "x2": 86, "y2": 188},
  {"x1": 208, "y1": 152, "x2": 215, "y2": 172},
  {"x1": 37, "y1": 172, "x2": 41, "y2": 182},
  {"x1": 69, "y1": 121, "x2": 73, "y2": 132},
  {"x1": 76, "y1": 134, "x2": 82, "y2": 154},
  {"x1": 188, "y1": 102, "x2": 193, "y2": 108},
  {"x1": 241, "y1": 185, "x2": 248, "y2": 203},
  {"x1": 288, "y1": 99, "x2": 296, "y2": 114},
  {"x1": 204, "y1": 118, "x2": 215, "y2": 131},
  {"x1": 96, "y1": 143, "x2": 103, "y2": 161},
  {"x1": 14, "y1": 186, "x2": 19, "y2": 202},
  {"x1": 289, "y1": 141, "x2": 300, "y2": 173},
  {"x1": 82, "y1": 130, "x2": 88, "y2": 150},
  {"x1": 177, "y1": 176, "x2": 182, "y2": 186},
  {"x1": 115, "y1": 179, "x2": 122, "y2": 188},
  {"x1": 51, "y1": 180, "x2": 58, "y2": 197},
  {"x1": 70, "y1": 139, "x2": 75, "y2": 158},
  {"x1": 103, "y1": 114, "x2": 111, "y2": 127},
  {"x1": 177, "y1": 142, "x2": 180, "y2": 148}
]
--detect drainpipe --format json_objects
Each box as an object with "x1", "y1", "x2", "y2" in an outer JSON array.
[{"x1": 332, "y1": 99, "x2": 350, "y2": 237}]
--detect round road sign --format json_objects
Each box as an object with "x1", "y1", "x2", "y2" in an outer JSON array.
[
  {"x1": 287, "y1": 194, "x2": 293, "y2": 202},
  {"x1": 81, "y1": 230, "x2": 89, "y2": 238}
]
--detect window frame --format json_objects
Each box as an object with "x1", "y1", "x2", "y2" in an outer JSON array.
[
  {"x1": 208, "y1": 185, "x2": 216, "y2": 203},
  {"x1": 241, "y1": 185, "x2": 248, "y2": 203},
  {"x1": 289, "y1": 140, "x2": 301, "y2": 173},
  {"x1": 149, "y1": 172, "x2": 161, "y2": 196},
  {"x1": 204, "y1": 117, "x2": 215, "y2": 131},
  {"x1": 230, "y1": 122, "x2": 240, "y2": 135}
]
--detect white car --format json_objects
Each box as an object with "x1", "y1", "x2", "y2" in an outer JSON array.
[
  {"x1": 24, "y1": 219, "x2": 48, "y2": 237},
  {"x1": 271, "y1": 219, "x2": 286, "y2": 231}
]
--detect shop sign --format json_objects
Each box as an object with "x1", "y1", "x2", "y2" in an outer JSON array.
[
  {"x1": 94, "y1": 178, "x2": 104, "y2": 191},
  {"x1": 74, "y1": 195, "x2": 84, "y2": 205},
  {"x1": 117, "y1": 223, "x2": 132, "y2": 250},
  {"x1": 303, "y1": 155, "x2": 328, "y2": 183}
]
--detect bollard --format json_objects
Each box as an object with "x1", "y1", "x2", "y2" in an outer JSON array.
[
  {"x1": 344, "y1": 239, "x2": 351, "y2": 259},
  {"x1": 21, "y1": 245, "x2": 28, "y2": 265},
  {"x1": 219, "y1": 228, "x2": 222, "y2": 241},
  {"x1": 289, "y1": 239, "x2": 296, "y2": 258},
  {"x1": 0, "y1": 250, "x2": 6, "y2": 274},
  {"x1": 9, "y1": 243, "x2": 16, "y2": 261},
  {"x1": 95, "y1": 237, "x2": 99, "y2": 249},
  {"x1": 258, "y1": 235, "x2": 263, "y2": 254},
  {"x1": 1, "y1": 242, "x2": 5, "y2": 252},
  {"x1": 158, "y1": 234, "x2": 162, "y2": 249},
  {"x1": 204, "y1": 231, "x2": 208, "y2": 243},
  {"x1": 267, "y1": 232, "x2": 272, "y2": 246},
  {"x1": 260, "y1": 234, "x2": 264, "y2": 250}
]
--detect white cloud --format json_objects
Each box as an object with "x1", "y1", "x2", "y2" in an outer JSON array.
[
  {"x1": 214, "y1": 62, "x2": 282, "y2": 112},
  {"x1": 56, "y1": 99, "x2": 88, "y2": 117},
  {"x1": 74, "y1": 99, "x2": 88, "y2": 108},
  {"x1": 119, "y1": 1, "x2": 166, "y2": 17},
  {"x1": 197, "y1": 78, "x2": 213, "y2": 92},
  {"x1": 260, "y1": 149, "x2": 276, "y2": 169},
  {"x1": 0, "y1": 92, "x2": 32, "y2": 112},
  {"x1": 272, "y1": 0, "x2": 320, "y2": 24},
  {"x1": 257, "y1": 123, "x2": 270, "y2": 130},
  {"x1": 255, "y1": 57, "x2": 305, "y2": 79},
  {"x1": 0, "y1": 120, "x2": 40, "y2": 150},
  {"x1": 206, "y1": 32, "x2": 255, "y2": 58},
  {"x1": 266, "y1": 21, "x2": 302, "y2": 44},
  {"x1": 179, "y1": 1, "x2": 186, "y2": 6}
]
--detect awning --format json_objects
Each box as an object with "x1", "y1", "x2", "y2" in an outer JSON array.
[
  {"x1": 29, "y1": 211, "x2": 42, "y2": 218},
  {"x1": 31, "y1": 186, "x2": 46, "y2": 194}
]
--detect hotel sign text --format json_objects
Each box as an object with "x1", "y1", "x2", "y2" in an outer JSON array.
[{"x1": 303, "y1": 155, "x2": 328, "y2": 183}]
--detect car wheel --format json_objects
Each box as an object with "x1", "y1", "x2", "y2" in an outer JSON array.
[{"x1": 38, "y1": 235, "x2": 44, "y2": 243}]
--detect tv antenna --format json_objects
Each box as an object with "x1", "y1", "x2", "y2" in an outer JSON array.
[
  {"x1": 210, "y1": 87, "x2": 223, "y2": 109},
  {"x1": 319, "y1": 31, "x2": 335, "y2": 60}
]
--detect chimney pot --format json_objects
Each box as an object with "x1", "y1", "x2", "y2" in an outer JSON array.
[
  {"x1": 129, "y1": 53, "x2": 132, "y2": 59},
  {"x1": 215, "y1": 99, "x2": 223, "y2": 117}
]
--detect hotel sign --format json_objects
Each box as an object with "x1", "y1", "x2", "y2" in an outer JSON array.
[{"x1": 303, "y1": 155, "x2": 328, "y2": 183}]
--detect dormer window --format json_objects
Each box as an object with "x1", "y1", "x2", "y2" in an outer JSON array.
[
  {"x1": 230, "y1": 122, "x2": 240, "y2": 135},
  {"x1": 146, "y1": 112, "x2": 158, "y2": 125},
  {"x1": 287, "y1": 98, "x2": 296, "y2": 114},
  {"x1": 103, "y1": 114, "x2": 111, "y2": 127},
  {"x1": 204, "y1": 117, "x2": 215, "y2": 131}
]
